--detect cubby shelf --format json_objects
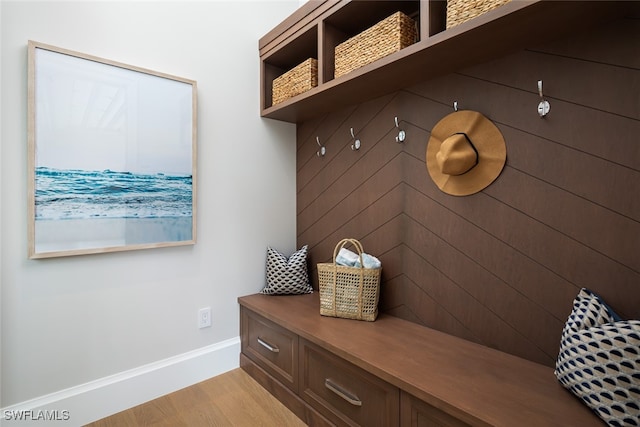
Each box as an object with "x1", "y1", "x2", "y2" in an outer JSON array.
[{"x1": 259, "y1": 0, "x2": 630, "y2": 124}]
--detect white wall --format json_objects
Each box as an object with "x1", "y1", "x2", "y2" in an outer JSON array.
[{"x1": 0, "y1": 1, "x2": 299, "y2": 425}]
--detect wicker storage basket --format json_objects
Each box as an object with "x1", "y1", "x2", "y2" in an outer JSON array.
[
  {"x1": 272, "y1": 58, "x2": 318, "y2": 105},
  {"x1": 334, "y1": 11, "x2": 417, "y2": 79},
  {"x1": 318, "y1": 238, "x2": 382, "y2": 321},
  {"x1": 447, "y1": 0, "x2": 511, "y2": 28}
]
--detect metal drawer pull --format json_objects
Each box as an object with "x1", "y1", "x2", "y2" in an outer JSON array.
[
  {"x1": 324, "y1": 378, "x2": 362, "y2": 406},
  {"x1": 257, "y1": 337, "x2": 279, "y2": 353}
]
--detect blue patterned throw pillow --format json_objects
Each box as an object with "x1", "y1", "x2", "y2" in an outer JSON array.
[
  {"x1": 555, "y1": 288, "x2": 640, "y2": 426},
  {"x1": 261, "y1": 245, "x2": 312, "y2": 295}
]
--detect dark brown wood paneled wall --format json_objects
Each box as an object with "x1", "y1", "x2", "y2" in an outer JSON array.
[{"x1": 296, "y1": 17, "x2": 640, "y2": 367}]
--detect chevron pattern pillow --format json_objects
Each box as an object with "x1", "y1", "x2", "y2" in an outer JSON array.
[
  {"x1": 261, "y1": 245, "x2": 312, "y2": 295},
  {"x1": 555, "y1": 288, "x2": 640, "y2": 426}
]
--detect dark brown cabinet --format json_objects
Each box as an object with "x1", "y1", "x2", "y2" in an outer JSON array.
[
  {"x1": 300, "y1": 338, "x2": 399, "y2": 426},
  {"x1": 239, "y1": 293, "x2": 601, "y2": 427},
  {"x1": 241, "y1": 307, "x2": 298, "y2": 392},
  {"x1": 259, "y1": 0, "x2": 629, "y2": 123},
  {"x1": 400, "y1": 392, "x2": 470, "y2": 427}
]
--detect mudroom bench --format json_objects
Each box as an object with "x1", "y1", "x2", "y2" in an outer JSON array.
[{"x1": 239, "y1": 293, "x2": 600, "y2": 426}]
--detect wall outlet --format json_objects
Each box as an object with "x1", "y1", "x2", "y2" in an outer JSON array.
[{"x1": 198, "y1": 307, "x2": 211, "y2": 329}]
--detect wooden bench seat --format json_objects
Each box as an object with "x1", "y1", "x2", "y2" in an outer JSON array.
[{"x1": 239, "y1": 292, "x2": 601, "y2": 426}]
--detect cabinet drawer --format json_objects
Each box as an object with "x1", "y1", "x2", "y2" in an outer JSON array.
[
  {"x1": 240, "y1": 306, "x2": 298, "y2": 392},
  {"x1": 401, "y1": 392, "x2": 470, "y2": 427},
  {"x1": 300, "y1": 338, "x2": 399, "y2": 426}
]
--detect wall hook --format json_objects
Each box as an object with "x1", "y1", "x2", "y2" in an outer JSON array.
[
  {"x1": 537, "y1": 80, "x2": 550, "y2": 118},
  {"x1": 316, "y1": 136, "x2": 326, "y2": 157},
  {"x1": 394, "y1": 117, "x2": 406, "y2": 143},
  {"x1": 350, "y1": 127, "x2": 361, "y2": 150},
  {"x1": 454, "y1": 101, "x2": 459, "y2": 112}
]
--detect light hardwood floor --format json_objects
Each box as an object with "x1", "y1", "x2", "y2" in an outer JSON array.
[{"x1": 85, "y1": 368, "x2": 306, "y2": 426}]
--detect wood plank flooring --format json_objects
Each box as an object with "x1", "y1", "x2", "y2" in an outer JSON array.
[{"x1": 85, "y1": 368, "x2": 306, "y2": 426}]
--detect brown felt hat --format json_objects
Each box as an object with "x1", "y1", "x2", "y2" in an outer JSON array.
[{"x1": 426, "y1": 110, "x2": 506, "y2": 196}]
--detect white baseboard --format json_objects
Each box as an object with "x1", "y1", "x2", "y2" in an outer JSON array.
[{"x1": 1, "y1": 337, "x2": 240, "y2": 427}]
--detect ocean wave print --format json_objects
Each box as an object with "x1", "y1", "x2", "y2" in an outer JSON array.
[{"x1": 35, "y1": 167, "x2": 193, "y2": 220}]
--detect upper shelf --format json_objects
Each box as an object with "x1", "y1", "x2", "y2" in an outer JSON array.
[{"x1": 259, "y1": 0, "x2": 633, "y2": 123}]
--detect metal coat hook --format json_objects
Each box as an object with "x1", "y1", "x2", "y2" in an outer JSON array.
[
  {"x1": 316, "y1": 136, "x2": 326, "y2": 157},
  {"x1": 350, "y1": 128, "x2": 361, "y2": 151},
  {"x1": 394, "y1": 116, "x2": 406, "y2": 143},
  {"x1": 537, "y1": 80, "x2": 550, "y2": 118}
]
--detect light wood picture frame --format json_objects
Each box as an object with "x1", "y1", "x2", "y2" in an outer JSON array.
[{"x1": 27, "y1": 41, "x2": 197, "y2": 259}]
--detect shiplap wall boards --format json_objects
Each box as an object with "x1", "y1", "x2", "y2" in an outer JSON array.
[{"x1": 296, "y1": 16, "x2": 640, "y2": 367}]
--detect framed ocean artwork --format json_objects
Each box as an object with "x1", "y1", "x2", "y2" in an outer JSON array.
[{"x1": 27, "y1": 41, "x2": 197, "y2": 258}]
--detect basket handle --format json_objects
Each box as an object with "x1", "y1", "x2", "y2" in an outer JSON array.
[
  {"x1": 331, "y1": 238, "x2": 366, "y2": 320},
  {"x1": 332, "y1": 238, "x2": 365, "y2": 268}
]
